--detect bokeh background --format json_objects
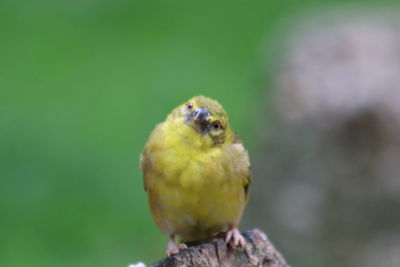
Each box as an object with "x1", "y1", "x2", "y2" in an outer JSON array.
[{"x1": 2, "y1": 1, "x2": 400, "y2": 266}]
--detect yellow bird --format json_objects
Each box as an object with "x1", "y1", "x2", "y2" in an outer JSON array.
[{"x1": 140, "y1": 96, "x2": 251, "y2": 256}]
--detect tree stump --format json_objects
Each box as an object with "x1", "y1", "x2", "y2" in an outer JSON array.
[{"x1": 152, "y1": 229, "x2": 289, "y2": 267}]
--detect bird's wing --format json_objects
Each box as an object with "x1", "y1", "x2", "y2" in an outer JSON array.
[
  {"x1": 230, "y1": 132, "x2": 252, "y2": 199},
  {"x1": 140, "y1": 122, "x2": 164, "y2": 191}
]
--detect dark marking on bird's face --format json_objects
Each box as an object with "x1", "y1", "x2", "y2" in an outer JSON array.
[
  {"x1": 186, "y1": 107, "x2": 211, "y2": 134},
  {"x1": 179, "y1": 96, "x2": 231, "y2": 147},
  {"x1": 185, "y1": 107, "x2": 228, "y2": 146}
]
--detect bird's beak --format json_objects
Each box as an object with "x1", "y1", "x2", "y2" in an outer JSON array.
[
  {"x1": 193, "y1": 107, "x2": 210, "y2": 122},
  {"x1": 187, "y1": 107, "x2": 210, "y2": 134}
]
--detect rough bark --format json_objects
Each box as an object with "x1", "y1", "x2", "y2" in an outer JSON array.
[{"x1": 152, "y1": 229, "x2": 289, "y2": 267}]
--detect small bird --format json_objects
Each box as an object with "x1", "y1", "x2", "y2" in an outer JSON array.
[{"x1": 140, "y1": 96, "x2": 251, "y2": 256}]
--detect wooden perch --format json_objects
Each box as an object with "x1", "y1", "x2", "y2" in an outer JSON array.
[{"x1": 152, "y1": 229, "x2": 289, "y2": 267}]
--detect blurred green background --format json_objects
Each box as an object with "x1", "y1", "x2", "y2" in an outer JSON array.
[{"x1": 1, "y1": 0, "x2": 399, "y2": 266}]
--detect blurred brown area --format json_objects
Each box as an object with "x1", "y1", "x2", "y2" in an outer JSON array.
[{"x1": 248, "y1": 12, "x2": 400, "y2": 267}]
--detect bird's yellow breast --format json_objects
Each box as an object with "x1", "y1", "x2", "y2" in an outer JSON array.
[{"x1": 143, "y1": 117, "x2": 246, "y2": 242}]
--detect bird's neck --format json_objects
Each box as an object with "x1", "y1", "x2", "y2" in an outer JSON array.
[{"x1": 164, "y1": 117, "x2": 214, "y2": 152}]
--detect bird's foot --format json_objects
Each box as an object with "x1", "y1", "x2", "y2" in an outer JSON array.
[
  {"x1": 225, "y1": 226, "x2": 246, "y2": 248},
  {"x1": 166, "y1": 238, "x2": 178, "y2": 257},
  {"x1": 166, "y1": 236, "x2": 188, "y2": 257}
]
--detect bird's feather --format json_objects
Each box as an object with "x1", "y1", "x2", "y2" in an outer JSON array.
[{"x1": 140, "y1": 96, "x2": 251, "y2": 243}]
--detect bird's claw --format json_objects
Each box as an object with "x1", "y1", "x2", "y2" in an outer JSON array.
[
  {"x1": 166, "y1": 240, "x2": 179, "y2": 257},
  {"x1": 225, "y1": 227, "x2": 246, "y2": 248},
  {"x1": 178, "y1": 243, "x2": 188, "y2": 250},
  {"x1": 166, "y1": 239, "x2": 188, "y2": 257}
]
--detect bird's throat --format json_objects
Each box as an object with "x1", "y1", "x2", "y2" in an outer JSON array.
[{"x1": 167, "y1": 119, "x2": 213, "y2": 151}]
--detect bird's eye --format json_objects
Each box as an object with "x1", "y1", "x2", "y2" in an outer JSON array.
[
  {"x1": 212, "y1": 121, "x2": 222, "y2": 131},
  {"x1": 185, "y1": 103, "x2": 193, "y2": 110}
]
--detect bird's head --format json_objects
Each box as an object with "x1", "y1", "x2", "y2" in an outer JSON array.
[{"x1": 168, "y1": 96, "x2": 231, "y2": 147}]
